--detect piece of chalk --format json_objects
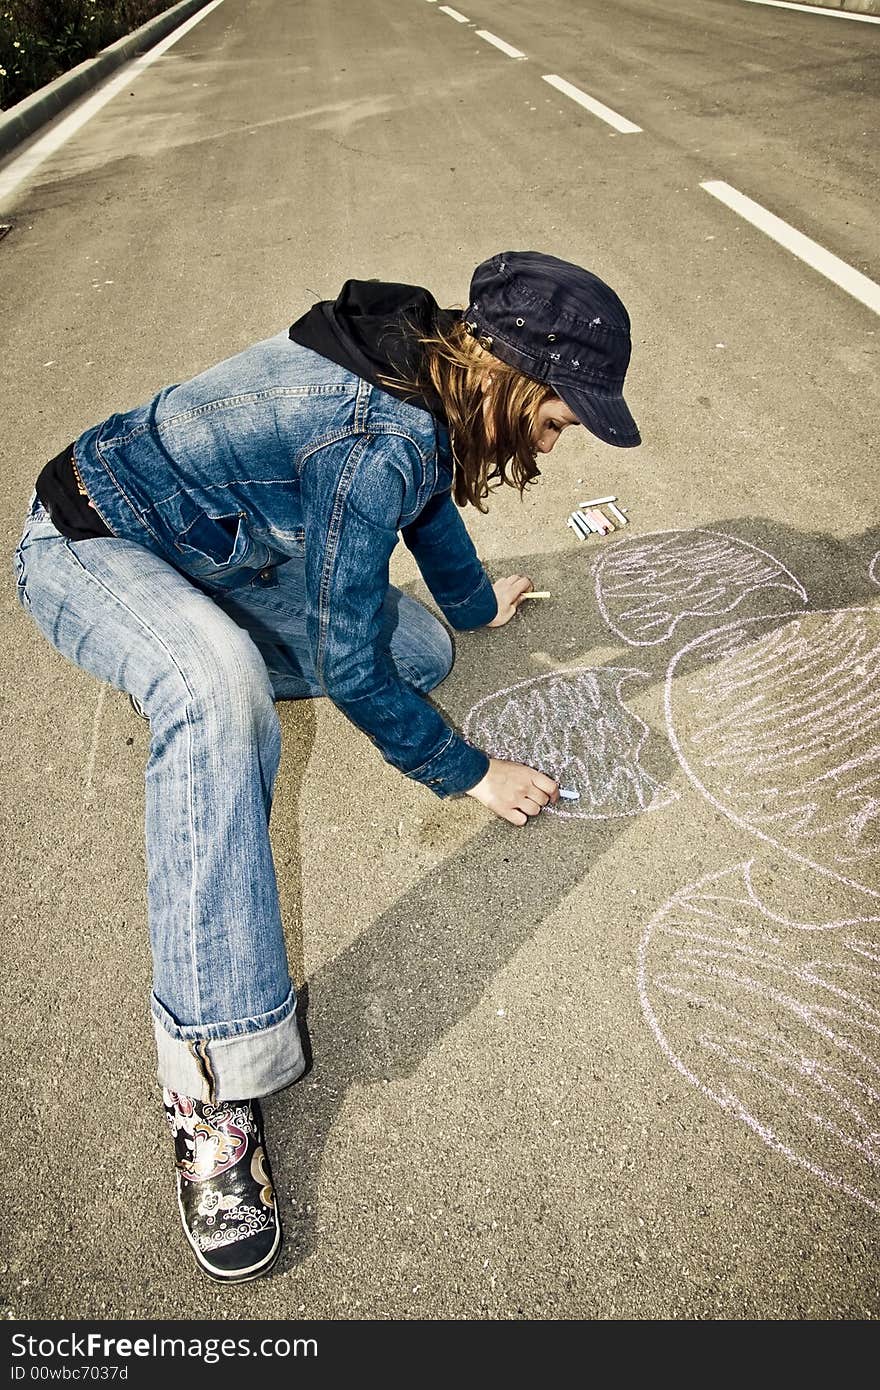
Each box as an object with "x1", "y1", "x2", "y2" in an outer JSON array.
[
  {"x1": 519, "y1": 590, "x2": 551, "y2": 599},
  {"x1": 558, "y1": 787, "x2": 580, "y2": 800},
  {"x1": 569, "y1": 512, "x2": 590, "y2": 539},
  {"x1": 578, "y1": 509, "x2": 605, "y2": 535},
  {"x1": 606, "y1": 501, "x2": 628, "y2": 526},
  {"x1": 580, "y1": 495, "x2": 616, "y2": 508}
]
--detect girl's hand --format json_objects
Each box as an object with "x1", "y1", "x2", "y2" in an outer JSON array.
[
  {"x1": 487, "y1": 574, "x2": 533, "y2": 628},
  {"x1": 466, "y1": 757, "x2": 559, "y2": 826}
]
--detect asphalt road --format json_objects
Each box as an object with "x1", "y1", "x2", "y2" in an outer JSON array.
[{"x1": 1, "y1": 0, "x2": 878, "y2": 1321}]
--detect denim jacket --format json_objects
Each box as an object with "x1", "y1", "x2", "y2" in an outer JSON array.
[{"x1": 70, "y1": 331, "x2": 496, "y2": 796}]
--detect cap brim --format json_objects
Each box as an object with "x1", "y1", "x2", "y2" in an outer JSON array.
[{"x1": 557, "y1": 384, "x2": 641, "y2": 448}]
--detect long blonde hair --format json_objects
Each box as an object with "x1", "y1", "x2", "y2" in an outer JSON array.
[{"x1": 381, "y1": 317, "x2": 555, "y2": 512}]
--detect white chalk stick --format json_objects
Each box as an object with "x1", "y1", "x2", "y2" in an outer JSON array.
[
  {"x1": 580, "y1": 495, "x2": 616, "y2": 508},
  {"x1": 519, "y1": 591, "x2": 551, "y2": 599},
  {"x1": 606, "y1": 502, "x2": 628, "y2": 526},
  {"x1": 558, "y1": 788, "x2": 580, "y2": 800},
  {"x1": 579, "y1": 510, "x2": 605, "y2": 535}
]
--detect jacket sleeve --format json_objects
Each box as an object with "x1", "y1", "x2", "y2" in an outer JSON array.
[
  {"x1": 401, "y1": 489, "x2": 498, "y2": 629},
  {"x1": 299, "y1": 434, "x2": 490, "y2": 797}
]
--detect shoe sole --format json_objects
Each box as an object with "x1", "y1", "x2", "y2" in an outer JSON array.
[
  {"x1": 197, "y1": 1233, "x2": 283, "y2": 1284},
  {"x1": 176, "y1": 1183, "x2": 283, "y2": 1283}
]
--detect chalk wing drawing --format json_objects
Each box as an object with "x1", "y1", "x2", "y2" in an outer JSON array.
[
  {"x1": 594, "y1": 530, "x2": 807, "y2": 647},
  {"x1": 463, "y1": 668, "x2": 677, "y2": 820},
  {"x1": 870, "y1": 552, "x2": 880, "y2": 589},
  {"x1": 639, "y1": 861, "x2": 880, "y2": 1212},
  {"x1": 666, "y1": 608, "x2": 880, "y2": 900}
]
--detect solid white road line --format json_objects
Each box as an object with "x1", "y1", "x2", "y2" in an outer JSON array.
[
  {"x1": 439, "y1": 5, "x2": 470, "y2": 21},
  {"x1": 742, "y1": 0, "x2": 880, "y2": 23},
  {"x1": 702, "y1": 180, "x2": 880, "y2": 316},
  {"x1": 542, "y1": 74, "x2": 642, "y2": 134},
  {"x1": 0, "y1": 0, "x2": 226, "y2": 207},
  {"x1": 475, "y1": 30, "x2": 526, "y2": 58}
]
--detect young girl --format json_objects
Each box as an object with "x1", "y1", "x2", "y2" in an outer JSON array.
[{"x1": 13, "y1": 250, "x2": 639, "y2": 1282}]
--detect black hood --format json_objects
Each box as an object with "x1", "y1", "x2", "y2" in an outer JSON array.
[{"x1": 289, "y1": 279, "x2": 461, "y2": 423}]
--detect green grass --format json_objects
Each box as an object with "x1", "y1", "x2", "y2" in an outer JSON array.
[{"x1": 1, "y1": 1, "x2": 174, "y2": 110}]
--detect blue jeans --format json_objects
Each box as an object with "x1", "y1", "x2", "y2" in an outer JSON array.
[{"x1": 14, "y1": 494, "x2": 453, "y2": 1101}]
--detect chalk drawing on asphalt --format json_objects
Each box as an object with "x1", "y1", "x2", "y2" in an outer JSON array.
[
  {"x1": 638, "y1": 860, "x2": 880, "y2": 1213},
  {"x1": 463, "y1": 668, "x2": 677, "y2": 820},
  {"x1": 870, "y1": 552, "x2": 880, "y2": 589},
  {"x1": 665, "y1": 608, "x2": 880, "y2": 900},
  {"x1": 593, "y1": 529, "x2": 808, "y2": 647}
]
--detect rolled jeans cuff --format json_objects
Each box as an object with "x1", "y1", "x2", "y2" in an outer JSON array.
[{"x1": 151, "y1": 988, "x2": 306, "y2": 1102}]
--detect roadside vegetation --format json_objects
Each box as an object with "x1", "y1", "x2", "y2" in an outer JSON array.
[{"x1": 1, "y1": 1, "x2": 172, "y2": 109}]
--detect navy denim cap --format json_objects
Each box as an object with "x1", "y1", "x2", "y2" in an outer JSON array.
[{"x1": 465, "y1": 251, "x2": 640, "y2": 447}]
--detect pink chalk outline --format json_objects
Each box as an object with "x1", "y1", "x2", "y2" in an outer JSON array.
[
  {"x1": 664, "y1": 608, "x2": 880, "y2": 902},
  {"x1": 638, "y1": 860, "x2": 880, "y2": 1213},
  {"x1": 593, "y1": 528, "x2": 808, "y2": 648},
  {"x1": 463, "y1": 666, "x2": 677, "y2": 820}
]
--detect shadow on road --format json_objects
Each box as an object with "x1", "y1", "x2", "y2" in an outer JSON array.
[{"x1": 267, "y1": 515, "x2": 880, "y2": 1265}]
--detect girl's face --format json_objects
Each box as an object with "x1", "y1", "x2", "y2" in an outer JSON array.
[{"x1": 533, "y1": 397, "x2": 581, "y2": 453}]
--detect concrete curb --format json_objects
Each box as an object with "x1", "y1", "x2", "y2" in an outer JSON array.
[{"x1": 0, "y1": 0, "x2": 216, "y2": 162}]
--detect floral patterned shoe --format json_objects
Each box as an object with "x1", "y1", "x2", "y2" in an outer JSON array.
[{"x1": 163, "y1": 1090, "x2": 282, "y2": 1282}]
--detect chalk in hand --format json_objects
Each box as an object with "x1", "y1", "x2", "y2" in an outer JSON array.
[
  {"x1": 519, "y1": 590, "x2": 551, "y2": 600},
  {"x1": 558, "y1": 787, "x2": 580, "y2": 801}
]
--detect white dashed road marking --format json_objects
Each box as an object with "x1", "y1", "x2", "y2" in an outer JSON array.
[
  {"x1": 439, "y1": 5, "x2": 470, "y2": 20},
  {"x1": 475, "y1": 30, "x2": 526, "y2": 58},
  {"x1": 702, "y1": 180, "x2": 880, "y2": 316},
  {"x1": 542, "y1": 74, "x2": 642, "y2": 134}
]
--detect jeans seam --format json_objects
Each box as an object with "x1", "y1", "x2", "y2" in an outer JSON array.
[
  {"x1": 396, "y1": 659, "x2": 420, "y2": 687},
  {"x1": 91, "y1": 443, "x2": 163, "y2": 549},
  {"x1": 315, "y1": 436, "x2": 369, "y2": 680},
  {"x1": 13, "y1": 543, "x2": 30, "y2": 607},
  {"x1": 57, "y1": 538, "x2": 204, "y2": 1019},
  {"x1": 407, "y1": 729, "x2": 455, "y2": 777}
]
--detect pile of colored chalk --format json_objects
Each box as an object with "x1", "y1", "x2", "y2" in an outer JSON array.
[{"x1": 567, "y1": 494, "x2": 628, "y2": 540}]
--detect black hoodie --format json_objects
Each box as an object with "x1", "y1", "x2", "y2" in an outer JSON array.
[{"x1": 289, "y1": 278, "x2": 461, "y2": 424}]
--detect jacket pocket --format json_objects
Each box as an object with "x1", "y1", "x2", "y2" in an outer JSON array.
[{"x1": 174, "y1": 505, "x2": 274, "y2": 590}]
